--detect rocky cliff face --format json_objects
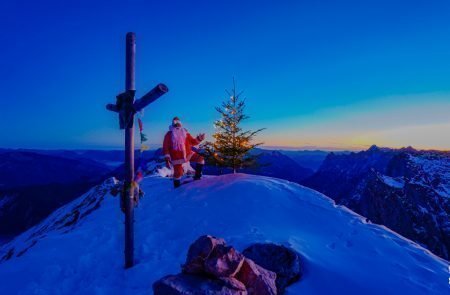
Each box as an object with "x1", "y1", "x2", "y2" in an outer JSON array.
[{"x1": 303, "y1": 145, "x2": 450, "y2": 260}]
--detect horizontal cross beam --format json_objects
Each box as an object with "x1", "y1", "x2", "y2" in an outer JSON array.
[
  {"x1": 134, "y1": 83, "x2": 168, "y2": 112},
  {"x1": 106, "y1": 83, "x2": 168, "y2": 114}
]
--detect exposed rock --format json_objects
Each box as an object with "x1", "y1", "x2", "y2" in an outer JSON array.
[
  {"x1": 183, "y1": 235, "x2": 226, "y2": 274},
  {"x1": 205, "y1": 244, "x2": 245, "y2": 278},
  {"x1": 155, "y1": 237, "x2": 303, "y2": 294},
  {"x1": 153, "y1": 274, "x2": 247, "y2": 295},
  {"x1": 243, "y1": 243, "x2": 301, "y2": 293},
  {"x1": 303, "y1": 147, "x2": 450, "y2": 260},
  {"x1": 220, "y1": 278, "x2": 248, "y2": 293},
  {"x1": 235, "y1": 258, "x2": 277, "y2": 295}
]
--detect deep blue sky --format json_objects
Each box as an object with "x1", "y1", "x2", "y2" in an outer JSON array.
[{"x1": 1, "y1": 0, "x2": 449, "y2": 150}]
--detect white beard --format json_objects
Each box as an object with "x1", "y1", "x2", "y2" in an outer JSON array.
[{"x1": 169, "y1": 125, "x2": 187, "y2": 158}]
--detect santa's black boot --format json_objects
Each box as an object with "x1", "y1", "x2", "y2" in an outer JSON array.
[
  {"x1": 173, "y1": 179, "x2": 181, "y2": 188},
  {"x1": 194, "y1": 164, "x2": 204, "y2": 180}
]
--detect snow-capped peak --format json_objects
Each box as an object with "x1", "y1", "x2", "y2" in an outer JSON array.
[{"x1": 0, "y1": 174, "x2": 447, "y2": 294}]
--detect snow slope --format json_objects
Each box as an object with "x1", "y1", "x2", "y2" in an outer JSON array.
[{"x1": 0, "y1": 174, "x2": 447, "y2": 294}]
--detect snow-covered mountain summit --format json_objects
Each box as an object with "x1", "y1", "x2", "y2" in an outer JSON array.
[{"x1": 0, "y1": 174, "x2": 447, "y2": 294}]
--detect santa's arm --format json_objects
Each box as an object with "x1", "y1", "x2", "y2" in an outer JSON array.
[{"x1": 187, "y1": 132, "x2": 204, "y2": 146}]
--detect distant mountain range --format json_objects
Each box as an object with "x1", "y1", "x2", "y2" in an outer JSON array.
[
  {"x1": 243, "y1": 149, "x2": 314, "y2": 182},
  {"x1": 0, "y1": 149, "x2": 126, "y2": 168},
  {"x1": 202, "y1": 149, "x2": 314, "y2": 182},
  {"x1": 276, "y1": 150, "x2": 333, "y2": 171},
  {"x1": 0, "y1": 151, "x2": 114, "y2": 236},
  {"x1": 303, "y1": 145, "x2": 450, "y2": 260}
]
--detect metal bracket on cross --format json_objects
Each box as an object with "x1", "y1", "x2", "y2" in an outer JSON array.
[{"x1": 107, "y1": 84, "x2": 168, "y2": 129}]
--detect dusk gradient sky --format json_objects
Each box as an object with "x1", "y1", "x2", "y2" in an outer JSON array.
[{"x1": 1, "y1": 0, "x2": 449, "y2": 150}]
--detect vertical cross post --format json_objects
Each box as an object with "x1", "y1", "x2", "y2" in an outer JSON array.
[
  {"x1": 106, "y1": 32, "x2": 168, "y2": 269},
  {"x1": 124, "y1": 32, "x2": 136, "y2": 269}
]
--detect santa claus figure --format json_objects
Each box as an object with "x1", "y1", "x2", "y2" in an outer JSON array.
[{"x1": 163, "y1": 117, "x2": 206, "y2": 188}]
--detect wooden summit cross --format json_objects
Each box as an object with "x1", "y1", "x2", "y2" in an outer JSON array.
[{"x1": 106, "y1": 32, "x2": 168, "y2": 268}]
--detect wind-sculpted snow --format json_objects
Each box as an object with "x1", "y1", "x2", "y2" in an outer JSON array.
[{"x1": 0, "y1": 174, "x2": 447, "y2": 294}]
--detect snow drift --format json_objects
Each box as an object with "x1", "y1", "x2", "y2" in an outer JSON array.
[{"x1": 0, "y1": 174, "x2": 447, "y2": 294}]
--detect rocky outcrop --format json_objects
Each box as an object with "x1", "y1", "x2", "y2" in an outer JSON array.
[
  {"x1": 182, "y1": 235, "x2": 226, "y2": 274},
  {"x1": 303, "y1": 146, "x2": 450, "y2": 260},
  {"x1": 242, "y1": 243, "x2": 301, "y2": 293},
  {"x1": 235, "y1": 258, "x2": 277, "y2": 295},
  {"x1": 204, "y1": 244, "x2": 245, "y2": 278},
  {"x1": 154, "y1": 236, "x2": 301, "y2": 295},
  {"x1": 153, "y1": 274, "x2": 247, "y2": 295}
]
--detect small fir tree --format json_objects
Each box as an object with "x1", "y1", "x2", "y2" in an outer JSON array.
[{"x1": 205, "y1": 79, "x2": 264, "y2": 173}]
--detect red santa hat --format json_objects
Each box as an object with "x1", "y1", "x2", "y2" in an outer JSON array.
[{"x1": 172, "y1": 117, "x2": 182, "y2": 126}]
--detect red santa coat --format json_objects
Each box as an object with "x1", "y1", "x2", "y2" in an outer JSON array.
[{"x1": 163, "y1": 127, "x2": 201, "y2": 165}]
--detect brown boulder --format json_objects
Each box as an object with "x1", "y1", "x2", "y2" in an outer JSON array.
[
  {"x1": 236, "y1": 258, "x2": 277, "y2": 295},
  {"x1": 205, "y1": 244, "x2": 245, "y2": 278},
  {"x1": 242, "y1": 243, "x2": 301, "y2": 293},
  {"x1": 153, "y1": 274, "x2": 247, "y2": 295},
  {"x1": 182, "y1": 235, "x2": 226, "y2": 274}
]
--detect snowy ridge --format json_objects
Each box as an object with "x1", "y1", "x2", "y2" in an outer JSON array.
[
  {"x1": 378, "y1": 174, "x2": 404, "y2": 189},
  {"x1": 0, "y1": 178, "x2": 118, "y2": 262},
  {"x1": 0, "y1": 174, "x2": 448, "y2": 294}
]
